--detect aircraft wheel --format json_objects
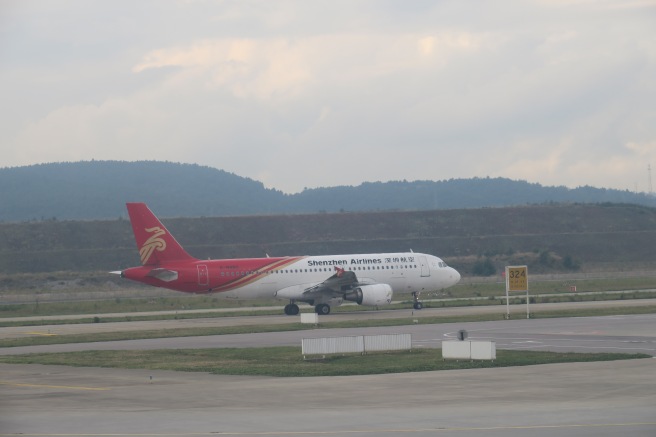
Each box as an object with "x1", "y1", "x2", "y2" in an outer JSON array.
[
  {"x1": 413, "y1": 301, "x2": 423, "y2": 310},
  {"x1": 284, "y1": 304, "x2": 300, "y2": 316},
  {"x1": 315, "y1": 304, "x2": 331, "y2": 315}
]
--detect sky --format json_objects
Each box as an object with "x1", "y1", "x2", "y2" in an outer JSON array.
[{"x1": 1, "y1": 1, "x2": 655, "y2": 194}]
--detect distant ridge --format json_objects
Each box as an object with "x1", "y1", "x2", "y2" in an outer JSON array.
[{"x1": 1, "y1": 161, "x2": 654, "y2": 221}]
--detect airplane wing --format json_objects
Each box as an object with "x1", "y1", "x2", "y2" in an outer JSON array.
[
  {"x1": 303, "y1": 267, "x2": 360, "y2": 295},
  {"x1": 276, "y1": 267, "x2": 372, "y2": 304},
  {"x1": 275, "y1": 267, "x2": 363, "y2": 302},
  {"x1": 276, "y1": 267, "x2": 393, "y2": 314}
]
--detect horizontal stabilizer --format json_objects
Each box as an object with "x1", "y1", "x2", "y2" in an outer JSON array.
[{"x1": 146, "y1": 268, "x2": 179, "y2": 282}]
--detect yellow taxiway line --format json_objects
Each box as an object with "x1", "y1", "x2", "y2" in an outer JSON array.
[{"x1": 0, "y1": 381, "x2": 109, "y2": 391}]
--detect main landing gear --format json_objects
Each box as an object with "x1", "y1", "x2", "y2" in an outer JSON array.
[
  {"x1": 283, "y1": 302, "x2": 332, "y2": 315},
  {"x1": 412, "y1": 291, "x2": 423, "y2": 310}
]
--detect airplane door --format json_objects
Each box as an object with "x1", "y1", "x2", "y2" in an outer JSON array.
[
  {"x1": 197, "y1": 265, "x2": 209, "y2": 286},
  {"x1": 418, "y1": 256, "x2": 430, "y2": 277}
]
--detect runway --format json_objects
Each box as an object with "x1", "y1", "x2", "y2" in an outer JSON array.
[{"x1": 1, "y1": 308, "x2": 655, "y2": 436}]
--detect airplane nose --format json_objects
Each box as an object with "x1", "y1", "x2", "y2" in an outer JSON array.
[{"x1": 450, "y1": 268, "x2": 461, "y2": 285}]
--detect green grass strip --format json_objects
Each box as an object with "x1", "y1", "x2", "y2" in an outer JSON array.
[{"x1": 0, "y1": 348, "x2": 649, "y2": 377}]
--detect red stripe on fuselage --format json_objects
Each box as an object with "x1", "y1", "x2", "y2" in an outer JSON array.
[
  {"x1": 124, "y1": 256, "x2": 306, "y2": 294},
  {"x1": 198, "y1": 256, "x2": 304, "y2": 293}
]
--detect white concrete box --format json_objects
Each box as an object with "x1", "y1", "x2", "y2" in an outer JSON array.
[
  {"x1": 442, "y1": 340, "x2": 496, "y2": 360},
  {"x1": 470, "y1": 341, "x2": 496, "y2": 360},
  {"x1": 442, "y1": 341, "x2": 472, "y2": 359},
  {"x1": 300, "y1": 313, "x2": 319, "y2": 324}
]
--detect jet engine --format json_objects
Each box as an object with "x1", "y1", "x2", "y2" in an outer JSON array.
[{"x1": 343, "y1": 284, "x2": 393, "y2": 306}]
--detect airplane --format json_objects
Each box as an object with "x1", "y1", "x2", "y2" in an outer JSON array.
[{"x1": 113, "y1": 202, "x2": 461, "y2": 315}]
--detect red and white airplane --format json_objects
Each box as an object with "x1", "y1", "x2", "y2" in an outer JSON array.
[{"x1": 114, "y1": 203, "x2": 461, "y2": 315}]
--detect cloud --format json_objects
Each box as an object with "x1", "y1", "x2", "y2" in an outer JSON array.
[
  {"x1": 131, "y1": 30, "x2": 485, "y2": 102},
  {"x1": 1, "y1": 1, "x2": 654, "y2": 194},
  {"x1": 626, "y1": 141, "x2": 656, "y2": 156},
  {"x1": 133, "y1": 38, "x2": 312, "y2": 101}
]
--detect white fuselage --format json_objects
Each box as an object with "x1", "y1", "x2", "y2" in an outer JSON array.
[{"x1": 217, "y1": 252, "x2": 460, "y2": 300}]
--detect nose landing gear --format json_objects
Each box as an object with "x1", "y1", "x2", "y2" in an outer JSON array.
[
  {"x1": 284, "y1": 302, "x2": 300, "y2": 315},
  {"x1": 412, "y1": 291, "x2": 423, "y2": 310}
]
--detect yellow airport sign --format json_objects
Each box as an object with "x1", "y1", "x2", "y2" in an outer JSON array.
[{"x1": 506, "y1": 265, "x2": 528, "y2": 292}]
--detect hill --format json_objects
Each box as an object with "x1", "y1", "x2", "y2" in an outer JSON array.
[
  {"x1": 1, "y1": 161, "x2": 655, "y2": 221},
  {"x1": 1, "y1": 203, "x2": 655, "y2": 277},
  {"x1": 0, "y1": 161, "x2": 285, "y2": 221}
]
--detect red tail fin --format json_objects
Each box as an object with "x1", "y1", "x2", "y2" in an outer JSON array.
[{"x1": 126, "y1": 203, "x2": 195, "y2": 265}]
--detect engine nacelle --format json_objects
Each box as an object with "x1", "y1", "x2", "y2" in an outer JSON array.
[{"x1": 344, "y1": 284, "x2": 393, "y2": 306}]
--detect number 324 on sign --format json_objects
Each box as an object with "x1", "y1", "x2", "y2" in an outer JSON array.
[{"x1": 506, "y1": 266, "x2": 528, "y2": 292}]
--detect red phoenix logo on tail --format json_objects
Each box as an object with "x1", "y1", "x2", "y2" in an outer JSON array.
[{"x1": 140, "y1": 226, "x2": 167, "y2": 264}]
